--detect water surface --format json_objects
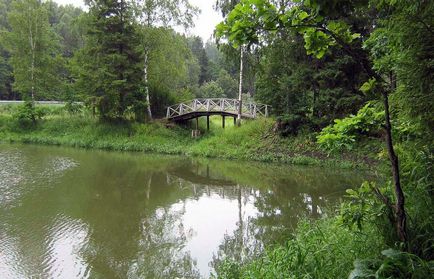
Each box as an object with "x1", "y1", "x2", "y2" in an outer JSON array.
[{"x1": 0, "y1": 144, "x2": 368, "y2": 278}]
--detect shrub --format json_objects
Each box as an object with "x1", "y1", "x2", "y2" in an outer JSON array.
[
  {"x1": 317, "y1": 103, "x2": 384, "y2": 152},
  {"x1": 13, "y1": 102, "x2": 46, "y2": 127},
  {"x1": 349, "y1": 249, "x2": 434, "y2": 279},
  {"x1": 274, "y1": 113, "x2": 319, "y2": 136},
  {"x1": 64, "y1": 101, "x2": 83, "y2": 115}
]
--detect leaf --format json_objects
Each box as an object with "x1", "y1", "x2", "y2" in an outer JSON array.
[
  {"x1": 360, "y1": 78, "x2": 377, "y2": 94},
  {"x1": 348, "y1": 259, "x2": 377, "y2": 279},
  {"x1": 381, "y1": 249, "x2": 401, "y2": 258},
  {"x1": 298, "y1": 11, "x2": 309, "y2": 21}
]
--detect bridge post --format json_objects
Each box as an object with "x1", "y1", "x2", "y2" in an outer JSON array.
[
  {"x1": 233, "y1": 116, "x2": 236, "y2": 125},
  {"x1": 222, "y1": 115, "x2": 225, "y2": 128},
  {"x1": 207, "y1": 115, "x2": 210, "y2": 131}
]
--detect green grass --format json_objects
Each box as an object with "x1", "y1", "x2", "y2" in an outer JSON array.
[
  {"x1": 0, "y1": 105, "x2": 378, "y2": 169},
  {"x1": 214, "y1": 216, "x2": 386, "y2": 279}
]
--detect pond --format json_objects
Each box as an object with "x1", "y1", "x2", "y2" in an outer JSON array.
[{"x1": 0, "y1": 144, "x2": 369, "y2": 278}]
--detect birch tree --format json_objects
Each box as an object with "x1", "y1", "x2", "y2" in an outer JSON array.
[
  {"x1": 135, "y1": 0, "x2": 198, "y2": 120},
  {"x1": 2, "y1": 0, "x2": 60, "y2": 102}
]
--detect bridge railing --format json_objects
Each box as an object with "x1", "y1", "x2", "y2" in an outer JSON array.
[{"x1": 166, "y1": 98, "x2": 270, "y2": 119}]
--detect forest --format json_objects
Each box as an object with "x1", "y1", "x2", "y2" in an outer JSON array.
[{"x1": 0, "y1": 0, "x2": 433, "y2": 278}]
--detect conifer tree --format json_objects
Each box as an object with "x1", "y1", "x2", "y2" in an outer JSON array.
[{"x1": 75, "y1": 0, "x2": 144, "y2": 120}]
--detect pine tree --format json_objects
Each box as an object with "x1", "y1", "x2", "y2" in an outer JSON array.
[{"x1": 74, "y1": 0, "x2": 144, "y2": 120}]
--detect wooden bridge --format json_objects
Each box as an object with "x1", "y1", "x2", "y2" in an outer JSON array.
[{"x1": 166, "y1": 98, "x2": 270, "y2": 129}]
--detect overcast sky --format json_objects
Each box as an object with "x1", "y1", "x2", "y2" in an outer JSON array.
[{"x1": 54, "y1": 0, "x2": 222, "y2": 42}]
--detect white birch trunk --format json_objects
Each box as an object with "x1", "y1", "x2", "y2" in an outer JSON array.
[
  {"x1": 28, "y1": 12, "x2": 35, "y2": 104},
  {"x1": 143, "y1": 50, "x2": 152, "y2": 120},
  {"x1": 237, "y1": 46, "x2": 244, "y2": 126}
]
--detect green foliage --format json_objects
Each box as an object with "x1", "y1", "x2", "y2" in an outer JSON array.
[
  {"x1": 216, "y1": 0, "x2": 361, "y2": 58},
  {"x1": 213, "y1": 216, "x2": 384, "y2": 279},
  {"x1": 72, "y1": 0, "x2": 143, "y2": 120},
  {"x1": 199, "y1": 81, "x2": 225, "y2": 98},
  {"x1": 12, "y1": 102, "x2": 45, "y2": 127},
  {"x1": 349, "y1": 249, "x2": 434, "y2": 279},
  {"x1": 368, "y1": 1, "x2": 434, "y2": 134},
  {"x1": 64, "y1": 101, "x2": 83, "y2": 115},
  {"x1": 339, "y1": 181, "x2": 397, "y2": 246},
  {"x1": 317, "y1": 103, "x2": 384, "y2": 152},
  {"x1": 274, "y1": 114, "x2": 316, "y2": 136},
  {"x1": 2, "y1": 0, "x2": 62, "y2": 100},
  {"x1": 216, "y1": 69, "x2": 238, "y2": 99}
]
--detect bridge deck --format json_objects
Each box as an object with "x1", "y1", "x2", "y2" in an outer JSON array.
[{"x1": 166, "y1": 98, "x2": 270, "y2": 121}]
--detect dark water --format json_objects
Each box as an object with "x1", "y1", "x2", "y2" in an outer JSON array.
[{"x1": 0, "y1": 144, "x2": 369, "y2": 278}]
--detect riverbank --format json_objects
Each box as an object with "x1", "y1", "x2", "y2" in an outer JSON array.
[
  {"x1": 0, "y1": 109, "x2": 380, "y2": 169},
  {"x1": 1, "y1": 106, "x2": 431, "y2": 279}
]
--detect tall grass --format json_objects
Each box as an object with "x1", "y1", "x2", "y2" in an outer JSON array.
[
  {"x1": 215, "y1": 217, "x2": 385, "y2": 279},
  {"x1": 0, "y1": 105, "x2": 374, "y2": 168}
]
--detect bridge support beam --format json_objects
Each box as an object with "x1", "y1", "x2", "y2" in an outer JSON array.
[
  {"x1": 206, "y1": 115, "x2": 210, "y2": 131},
  {"x1": 222, "y1": 115, "x2": 225, "y2": 128},
  {"x1": 233, "y1": 116, "x2": 236, "y2": 125}
]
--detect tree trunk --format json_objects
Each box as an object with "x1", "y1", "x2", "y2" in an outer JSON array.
[
  {"x1": 29, "y1": 18, "x2": 35, "y2": 104},
  {"x1": 382, "y1": 90, "x2": 407, "y2": 243},
  {"x1": 313, "y1": 25, "x2": 407, "y2": 245},
  {"x1": 237, "y1": 46, "x2": 244, "y2": 126},
  {"x1": 143, "y1": 50, "x2": 152, "y2": 120}
]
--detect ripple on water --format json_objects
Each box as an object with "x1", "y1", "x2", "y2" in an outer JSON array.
[
  {"x1": 0, "y1": 230, "x2": 26, "y2": 278},
  {"x1": 0, "y1": 149, "x2": 79, "y2": 208},
  {"x1": 41, "y1": 214, "x2": 90, "y2": 279},
  {"x1": 38, "y1": 156, "x2": 79, "y2": 184},
  {"x1": 0, "y1": 150, "x2": 25, "y2": 207}
]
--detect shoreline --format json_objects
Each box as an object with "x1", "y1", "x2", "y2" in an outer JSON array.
[{"x1": 0, "y1": 116, "x2": 380, "y2": 170}]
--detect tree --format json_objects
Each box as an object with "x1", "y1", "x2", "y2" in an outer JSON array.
[
  {"x1": 145, "y1": 28, "x2": 198, "y2": 117},
  {"x1": 216, "y1": 69, "x2": 237, "y2": 99},
  {"x1": 200, "y1": 81, "x2": 225, "y2": 98},
  {"x1": 2, "y1": 0, "x2": 60, "y2": 102},
  {"x1": 216, "y1": 0, "x2": 410, "y2": 243},
  {"x1": 74, "y1": 0, "x2": 144, "y2": 120},
  {"x1": 46, "y1": 1, "x2": 84, "y2": 58},
  {"x1": 0, "y1": 0, "x2": 15, "y2": 100},
  {"x1": 187, "y1": 36, "x2": 211, "y2": 85},
  {"x1": 135, "y1": 0, "x2": 198, "y2": 120},
  {"x1": 366, "y1": 0, "x2": 434, "y2": 135},
  {"x1": 215, "y1": 0, "x2": 240, "y2": 17},
  {"x1": 255, "y1": 30, "x2": 369, "y2": 122}
]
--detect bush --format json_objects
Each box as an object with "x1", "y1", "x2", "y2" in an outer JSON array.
[
  {"x1": 274, "y1": 114, "x2": 318, "y2": 136},
  {"x1": 317, "y1": 103, "x2": 384, "y2": 152},
  {"x1": 213, "y1": 216, "x2": 384, "y2": 279},
  {"x1": 64, "y1": 101, "x2": 83, "y2": 115},
  {"x1": 13, "y1": 102, "x2": 46, "y2": 127},
  {"x1": 349, "y1": 249, "x2": 434, "y2": 279}
]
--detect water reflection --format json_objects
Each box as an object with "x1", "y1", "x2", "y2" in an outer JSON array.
[{"x1": 0, "y1": 144, "x2": 369, "y2": 278}]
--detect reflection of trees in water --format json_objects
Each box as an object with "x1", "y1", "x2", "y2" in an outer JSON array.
[
  {"x1": 79, "y1": 171, "x2": 201, "y2": 278},
  {"x1": 133, "y1": 202, "x2": 200, "y2": 278},
  {"x1": 167, "y1": 158, "x2": 356, "y2": 272},
  {"x1": 1, "y1": 146, "x2": 370, "y2": 278}
]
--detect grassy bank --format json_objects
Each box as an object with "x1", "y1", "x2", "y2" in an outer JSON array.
[
  {"x1": 2, "y1": 105, "x2": 431, "y2": 278},
  {"x1": 0, "y1": 104, "x2": 379, "y2": 169},
  {"x1": 214, "y1": 141, "x2": 434, "y2": 279}
]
